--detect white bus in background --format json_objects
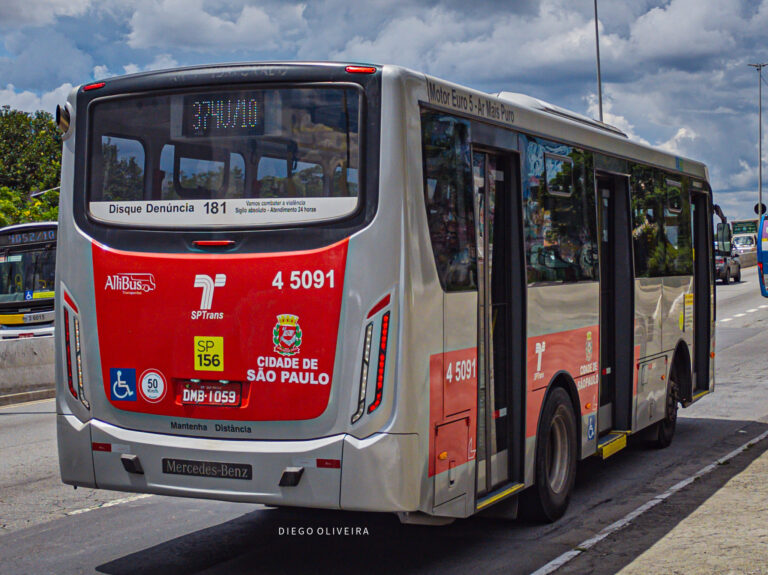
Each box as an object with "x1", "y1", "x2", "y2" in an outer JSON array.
[
  {"x1": 0, "y1": 221, "x2": 57, "y2": 339},
  {"x1": 55, "y1": 63, "x2": 715, "y2": 526}
]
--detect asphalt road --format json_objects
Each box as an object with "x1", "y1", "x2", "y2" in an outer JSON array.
[{"x1": 0, "y1": 267, "x2": 766, "y2": 575}]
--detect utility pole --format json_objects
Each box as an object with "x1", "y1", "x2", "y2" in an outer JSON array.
[
  {"x1": 749, "y1": 63, "x2": 767, "y2": 218},
  {"x1": 594, "y1": 0, "x2": 603, "y2": 122}
]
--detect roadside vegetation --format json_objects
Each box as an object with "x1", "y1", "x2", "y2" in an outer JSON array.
[{"x1": 0, "y1": 105, "x2": 61, "y2": 226}]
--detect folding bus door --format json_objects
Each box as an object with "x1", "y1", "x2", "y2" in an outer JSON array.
[{"x1": 474, "y1": 149, "x2": 525, "y2": 506}]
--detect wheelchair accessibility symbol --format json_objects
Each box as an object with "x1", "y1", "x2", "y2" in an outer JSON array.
[{"x1": 110, "y1": 368, "x2": 136, "y2": 401}]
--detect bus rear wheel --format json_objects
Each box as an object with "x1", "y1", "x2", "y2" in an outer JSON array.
[
  {"x1": 651, "y1": 379, "x2": 678, "y2": 449},
  {"x1": 521, "y1": 387, "x2": 578, "y2": 522}
]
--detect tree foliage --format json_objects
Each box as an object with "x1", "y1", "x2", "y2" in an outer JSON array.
[{"x1": 0, "y1": 105, "x2": 61, "y2": 225}]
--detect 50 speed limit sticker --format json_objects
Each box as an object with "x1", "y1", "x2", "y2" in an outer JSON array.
[
  {"x1": 139, "y1": 369, "x2": 167, "y2": 403},
  {"x1": 194, "y1": 336, "x2": 224, "y2": 372}
]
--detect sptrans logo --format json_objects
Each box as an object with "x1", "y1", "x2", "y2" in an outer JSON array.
[
  {"x1": 273, "y1": 314, "x2": 302, "y2": 356},
  {"x1": 192, "y1": 274, "x2": 225, "y2": 320},
  {"x1": 105, "y1": 273, "x2": 156, "y2": 295}
]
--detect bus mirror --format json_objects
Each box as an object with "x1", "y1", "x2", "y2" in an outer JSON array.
[
  {"x1": 56, "y1": 104, "x2": 70, "y2": 135},
  {"x1": 715, "y1": 222, "x2": 731, "y2": 254},
  {"x1": 758, "y1": 214, "x2": 768, "y2": 297},
  {"x1": 755, "y1": 203, "x2": 767, "y2": 215}
]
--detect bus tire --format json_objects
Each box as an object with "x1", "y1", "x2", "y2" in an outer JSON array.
[
  {"x1": 651, "y1": 379, "x2": 678, "y2": 449},
  {"x1": 521, "y1": 387, "x2": 578, "y2": 522}
]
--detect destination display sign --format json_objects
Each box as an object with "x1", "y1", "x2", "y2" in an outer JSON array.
[
  {"x1": 182, "y1": 91, "x2": 265, "y2": 138},
  {"x1": 89, "y1": 197, "x2": 358, "y2": 227},
  {"x1": 0, "y1": 228, "x2": 56, "y2": 247},
  {"x1": 426, "y1": 78, "x2": 515, "y2": 126}
]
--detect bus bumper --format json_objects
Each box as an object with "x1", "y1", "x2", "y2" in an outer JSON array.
[{"x1": 58, "y1": 415, "x2": 420, "y2": 512}]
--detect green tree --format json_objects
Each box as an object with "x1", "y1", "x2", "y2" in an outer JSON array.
[{"x1": 0, "y1": 105, "x2": 61, "y2": 224}]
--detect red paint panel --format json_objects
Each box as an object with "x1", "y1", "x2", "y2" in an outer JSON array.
[
  {"x1": 434, "y1": 418, "x2": 468, "y2": 476},
  {"x1": 526, "y1": 325, "x2": 600, "y2": 437},
  {"x1": 92, "y1": 240, "x2": 348, "y2": 421},
  {"x1": 429, "y1": 348, "x2": 477, "y2": 477}
]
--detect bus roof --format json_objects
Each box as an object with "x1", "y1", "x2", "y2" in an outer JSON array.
[{"x1": 74, "y1": 61, "x2": 709, "y2": 183}]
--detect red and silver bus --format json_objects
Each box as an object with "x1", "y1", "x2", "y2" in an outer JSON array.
[
  {"x1": 0, "y1": 221, "x2": 57, "y2": 339},
  {"x1": 56, "y1": 63, "x2": 714, "y2": 523}
]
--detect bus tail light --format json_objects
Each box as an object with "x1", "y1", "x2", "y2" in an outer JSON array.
[
  {"x1": 64, "y1": 309, "x2": 76, "y2": 399},
  {"x1": 368, "y1": 312, "x2": 390, "y2": 414},
  {"x1": 345, "y1": 65, "x2": 376, "y2": 74},
  {"x1": 351, "y1": 322, "x2": 374, "y2": 423},
  {"x1": 64, "y1": 298, "x2": 89, "y2": 409}
]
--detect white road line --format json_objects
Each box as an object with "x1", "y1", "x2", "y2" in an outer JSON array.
[
  {"x1": 734, "y1": 313, "x2": 746, "y2": 317},
  {"x1": 760, "y1": 305, "x2": 768, "y2": 309},
  {"x1": 719, "y1": 318, "x2": 733, "y2": 322},
  {"x1": 529, "y1": 429, "x2": 768, "y2": 575},
  {"x1": 747, "y1": 309, "x2": 758, "y2": 313},
  {"x1": 66, "y1": 493, "x2": 152, "y2": 516},
  {"x1": 0, "y1": 397, "x2": 55, "y2": 410}
]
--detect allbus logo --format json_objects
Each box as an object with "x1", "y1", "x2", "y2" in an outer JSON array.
[{"x1": 105, "y1": 273, "x2": 156, "y2": 294}]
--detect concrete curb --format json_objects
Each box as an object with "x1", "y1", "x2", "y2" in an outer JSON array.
[{"x1": 0, "y1": 388, "x2": 55, "y2": 407}]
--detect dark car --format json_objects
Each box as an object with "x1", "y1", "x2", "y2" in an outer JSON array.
[{"x1": 715, "y1": 250, "x2": 740, "y2": 283}]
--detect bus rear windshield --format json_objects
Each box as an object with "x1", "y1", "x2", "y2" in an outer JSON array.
[{"x1": 88, "y1": 86, "x2": 361, "y2": 228}]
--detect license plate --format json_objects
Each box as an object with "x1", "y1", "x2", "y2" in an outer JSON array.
[
  {"x1": 162, "y1": 458, "x2": 252, "y2": 480},
  {"x1": 177, "y1": 381, "x2": 242, "y2": 407}
]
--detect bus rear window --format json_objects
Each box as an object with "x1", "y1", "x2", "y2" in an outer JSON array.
[{"x1": 88, "y1": 87, "x2": 361, "y2": 227}]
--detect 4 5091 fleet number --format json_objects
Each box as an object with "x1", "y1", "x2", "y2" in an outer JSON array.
[{"x1": 272, "y1": 270, "x2": 335, "y2": 290}]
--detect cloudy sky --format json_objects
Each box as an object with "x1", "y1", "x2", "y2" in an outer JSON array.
[{"x1": 1, "y1": 0, "x2": 766, "y2": 219}]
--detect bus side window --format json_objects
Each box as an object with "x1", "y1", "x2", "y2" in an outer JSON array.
[
  {"x1": 522, "y1": 138, "x2": 597, "y2": 284},
  {"x1": 420, "y1": 111, "x2": 477, "y2": 292},
  {"x1": 631, "y1": 165, "x2": 664, "y2": 278}
]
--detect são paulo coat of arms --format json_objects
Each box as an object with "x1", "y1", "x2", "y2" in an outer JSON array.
[{"x1": 274, "y1": 314, "x2": 302, "y2": 356}]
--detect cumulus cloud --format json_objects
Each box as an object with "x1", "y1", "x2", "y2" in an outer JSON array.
[
  {"x1": 127, "y1": 0, "x2": 307, "y2": 52},
  {"x1": 1, "y1": 0, "x2": 767, "y2": 217},
  {"x1": 0, "y1": 0, "x2": 91, "y2": 29},
  {"x1": 0, "y1": 83, "x2": 75, "y2": 114}
]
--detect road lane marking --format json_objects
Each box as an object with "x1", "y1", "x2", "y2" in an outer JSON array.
[
  {"x1": 760, "y1": 305, "x2": 768, "y2": 309},
  {"x1": 719, "y1": 318, "x2": 733, "y2": 322},
  {"x1": 66, "y1": 494, "x2": 152, "y2": 516},
  {"x1": 747, "y1": 309, "x2": 758, "y2": 313},
  {"x1": 734, "y1": 313, "x2": 746, "y2": 317},
  {"x1": 0, "y1": 398, "x2": 55, "y2": 410},
  {"x1": 529, "y1": 428, "x2": 768, "y2": 575}
]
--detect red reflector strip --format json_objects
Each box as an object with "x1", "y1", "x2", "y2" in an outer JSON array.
[
  {"x1": 63, "y1": 291, "x2": 79, "y2": 314},
  {"x1": 92, "y1": 442, "x2": 111, "y2": 452},
  {"x1": 367, "y1": 312, "x2": 390, "y2": 414},
  {"x1": 194, "y1": 240, "x2": 235, "y2": 246},
  {"x1": 84, "y1": 82, "x2": 105, "y2": 91},
  {"x1": 64, "y1": 309, "x2": 77, "y2": 399},
  {"x1": 366, "y1": 294, "x2": 391, "y2": 318},
  {"x1": 317, "y1": 458, "x2": 341, "y2": 469},
  {"x1": 345, "y1": 65, "x2": 376, "y2": 74}
]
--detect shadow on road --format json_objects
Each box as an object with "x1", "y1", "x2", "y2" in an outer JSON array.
[{"x1": 90, "y1": 419, "x2": 768, "y2": 575}]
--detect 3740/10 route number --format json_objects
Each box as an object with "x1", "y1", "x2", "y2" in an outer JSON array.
[{"x1": 194, "y1": 336, "x2": 223, "y2": 372}]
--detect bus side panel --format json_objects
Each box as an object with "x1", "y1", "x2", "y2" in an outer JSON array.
[{"x1": 342, "y1": 68, "x2": 439, "y2": 513}]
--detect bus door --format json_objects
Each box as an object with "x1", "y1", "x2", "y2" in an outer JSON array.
[
  {"x1": 596, "y1": 173, "x2": 634, "y2": 433},
  {"x1": 691, "y1": 190, "x2": 713, "y2": 392},
  {"x1": 473, "y1": 149, "x2": 525, "y2": 498}
]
